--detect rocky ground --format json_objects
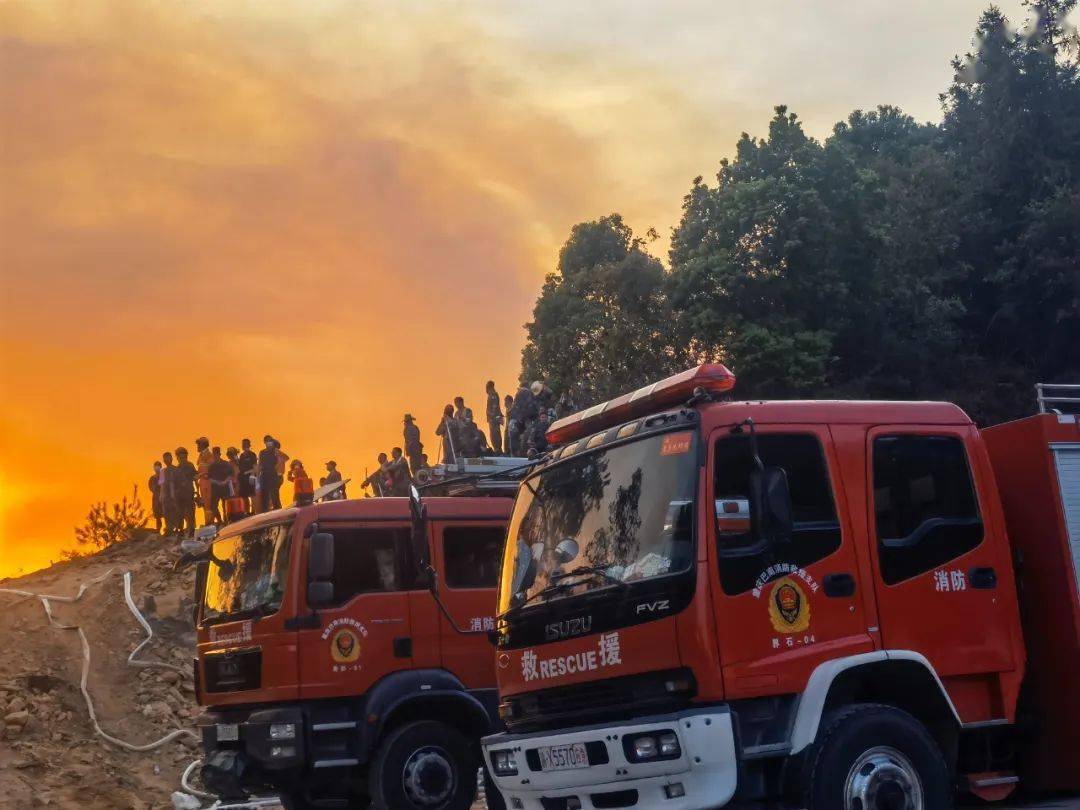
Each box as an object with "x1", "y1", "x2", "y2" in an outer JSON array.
[
  {"x1": 1, "y1": 534, "x2": 1071, "y2": 810},
  {"x1": 0, "y1": 531, "x2": 203, "y2": 808}
]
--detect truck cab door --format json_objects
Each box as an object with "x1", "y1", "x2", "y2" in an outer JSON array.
[
  {"x1": 866, "y1": 426, "x2": 1017, "y2": 707},
  {"x1": 707, "y1": 425, "x2": 875, "y2": 699},
  {"x1": 297, "y1": 523, "x2": 413, "y2": 699},
  {"x1": 431, "y1": 521, "x2": 505, "y2": 689}
]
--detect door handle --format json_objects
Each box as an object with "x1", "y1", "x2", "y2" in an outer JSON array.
[
  {"x1": 823, "y1": 573, "x2": 856, "y2": 598},
  {"x1": 969, "y1": 567, "x2": 997, "y2": 590}
]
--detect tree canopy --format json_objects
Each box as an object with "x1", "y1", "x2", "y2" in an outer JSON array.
[{"x1": 521, "y1": 1, "x2": 1080, "y2": 425}]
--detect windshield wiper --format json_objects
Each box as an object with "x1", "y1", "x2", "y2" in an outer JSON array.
[
  {"x1": 550, "y1": 564, "x2": 628, "y2": 589},
  {"x1": 499, "y1": 565, "x2": 628, "y2": 622},
  {"x1": 497, "y1": 580, "x2": 576, "y2": 621}
]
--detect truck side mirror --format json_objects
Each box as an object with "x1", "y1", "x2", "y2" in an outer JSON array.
[
  {"x1": 308, "y1": 531, "x2": 335, "y2": 581},
  {"x1": 307, "y1": 581, "x2": 334, "y2": 607},
  {"x1": 750, "y1": 466, "x2": 793, "y2": 545},
  {"x1": 408, "y1": 484, "x2": 432, "y2": 584},
  {"x1": 192, "y1": 560, "x2": 209, "y2": 626}
]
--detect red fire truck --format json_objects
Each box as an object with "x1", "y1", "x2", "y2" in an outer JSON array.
[
  {"x1": 482, "y1": 365, "x2": 1080, "y2": 809},
  {"x1": 193, "y1": 493, "x2": 513, "y2": 809}
]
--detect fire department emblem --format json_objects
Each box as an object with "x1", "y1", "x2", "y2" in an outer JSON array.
[
  {"x1": 768, "y1": 577, "x2": 810, "y2": 633},
  {"x1": 330, "y1": 628, "x2": 361, "y2": 663}
]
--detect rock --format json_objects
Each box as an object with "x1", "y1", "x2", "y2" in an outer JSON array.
[
  {"x1": 160, "y1": 669, "x2": 180, "y2": 685},
  {"x1": 7, "y1": 696, "x2": 27, "y2": 714},
  {"x1": 141, "y1": 700, "x2": 172, "y2": 722},
  {"x1": 4, "y1": 710, "x2": 29, "y2": 727},
  {"x1": 171, "y1": 792, "x2": 202, "y2": 810}
]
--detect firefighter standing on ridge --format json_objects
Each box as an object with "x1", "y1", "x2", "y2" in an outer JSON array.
[
  {"x1": 453, "y1": 396, "x2": 472, "y2": 424},
  {"x1": 148, "y1": 460, "x2": 163, "y2": 534},
  {"x1": 388, "y1": 447, "x2": 411, "y2": 496},
  {"x1": 237, "y1": 438, "x2": 257, "y2": 514},
  {"x1": 503, "y1": 393, "x2": 514, "y2": 455},
  {"x1": 174, "y1": 447, "x2": 198, "y2": 536},
  {"x1": 208, "y1": 446, "x2": 235, "y2": 523},
  {"x1": 508, "y1": 384, "x2": 537, "y2": 457},
  {"x1": 486, "y1": 380, "x2": 504, "y2": 455},
  {"x1": 195, "y1": 437, "x2": 214, "y2": 525},
  {"x1": 403, "y1": 414, "x2": 424, "y2": 474},
  {"x1": 527, "y1": 409, "x2": 551, "y2": 457},
  {"x1": 362, "y1": 452, "x2": 391, "y2": 496},
  {"x1": 160, "y1": 451, "x2": 181, "y2": 537},
  {"x1": 320, "y1": 460, "x2": 346, "y2": 500},
  {"x1": 288, "y1": 459, "x2": 314, "y2": 504},
  {"x1": 257, "y1": 435, "x2": 285, "y2": 512},
  {"x1": 436, "y1": 404, "x2": 461, "y2": 463}
]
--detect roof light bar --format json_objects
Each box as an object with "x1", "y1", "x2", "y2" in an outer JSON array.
[{"x1": 546, "y1": 364, "x2": 736, "y2": 446}]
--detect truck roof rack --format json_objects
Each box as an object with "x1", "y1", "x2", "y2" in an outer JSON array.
[
  {"x1": 420, "y1": 456, "x2": 536, "y2": 496},
  {"x1": 1036, "y1": 383, "x2": 1080, "y2": 414}
]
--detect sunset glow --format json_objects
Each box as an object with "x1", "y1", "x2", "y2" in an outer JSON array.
[{"x1": 0, "y1": 0, "x2": 1032, "y2": 577}]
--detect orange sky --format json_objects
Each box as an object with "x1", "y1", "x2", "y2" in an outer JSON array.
[{"x1": 0, "y1": 0, "x2": 1039, "y2": 576}]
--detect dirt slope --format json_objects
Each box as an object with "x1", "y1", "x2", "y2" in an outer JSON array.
[{"x1": 0, "y1": 531, "x2": 201, "y2": 809}]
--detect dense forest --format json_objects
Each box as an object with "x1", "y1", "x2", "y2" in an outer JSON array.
[{"x1": 521, "y1": 1, "x2": 1080, "y2": 426}]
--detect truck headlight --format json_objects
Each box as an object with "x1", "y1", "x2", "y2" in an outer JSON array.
[
  {"x1": 269, "y1": 723, "x2": 296, "y2": 740},
  {"x1": 631, "y1": 736, "x2": 657, "y2": 760},
  {"x1": 625, "y1": 730, "x2": 681, "y2": 762},
  {"x1": 658, "y1": 732, "x2": 680, "y2": 757},
  {"x1": 491, "y1": 749, "x2": 518, "y2": 776}
]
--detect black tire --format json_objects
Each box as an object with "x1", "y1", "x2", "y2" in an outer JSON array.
[
  {"x1": 481, "y1": 763, "x2": 507, "y2": 810},
  {"x1": 369, "y1": 720, "x2": 479, "y2": 810},
  {"x1": 801, "y1": 702, "x2": 953, "y2": 810}
]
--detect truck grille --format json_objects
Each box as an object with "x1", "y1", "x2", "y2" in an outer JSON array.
[
  {"x1": 500, "y1": 669, "x2": 694, "y2": 732},
  {"x1": 203, "y1": 647, "x2": 261, "y2": 693}
]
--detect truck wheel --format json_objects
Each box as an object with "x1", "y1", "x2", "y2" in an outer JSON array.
[
  {"x1": 801, "y1": 703, "x2": 953, "y2": 810},
  {"x1": 369, "y1": 720, "x2": 478, "y2": 810},
  {"x1": 481, "y1": 763, "x2": 507, "y2": 810}
]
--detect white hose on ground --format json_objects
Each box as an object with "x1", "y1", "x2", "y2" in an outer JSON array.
[
  {"x1": 0, "y1": 568, "x2": 198, "y2": 752},
  {"x1": 123, "y1": 571, "x2": 190, "y2": 675},
  {"x1": 181, "y1": 759, "x2": 216, "y2": 800}
]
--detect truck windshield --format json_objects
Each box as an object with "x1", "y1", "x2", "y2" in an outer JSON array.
[
  {"x1": 201, "y1": 521, "x2": 293, "y2": 625},
  {"x1": 499, "y1": 429, "x2": 697, "y2": 615}
]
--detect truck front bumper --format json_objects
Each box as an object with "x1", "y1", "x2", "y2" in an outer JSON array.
[
  {"x1": 199, "y1": 706, "x2": 305, "y2": 799},
  {"x1": 482, "y1": 707, "x2": 738, "y2": 810}
]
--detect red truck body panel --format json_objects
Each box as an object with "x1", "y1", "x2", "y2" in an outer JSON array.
[{"x1": 982, "y1": 413, "x2": 1080, "y2": 790}]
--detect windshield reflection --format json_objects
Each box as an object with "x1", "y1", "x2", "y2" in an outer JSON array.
[
  {"x1": 500, "y1": 430, "x2": 697, "y2": 614},
  {"x1": 202, "y1": 521, "x2": 293, "y2": 624}
]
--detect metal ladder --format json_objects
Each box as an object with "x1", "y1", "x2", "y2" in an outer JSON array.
[{"x1": 1036, "y1": 383, "x2": 1080, "y2": 413}]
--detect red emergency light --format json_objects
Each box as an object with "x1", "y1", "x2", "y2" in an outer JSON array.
[{"x1": 546, "y1": 363, "x2": 736, "y2": 446}]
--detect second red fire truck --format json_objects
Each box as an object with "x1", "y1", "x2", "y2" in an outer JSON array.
[{"x1": 482, "y1": 365, "x2": 1079, "y2": 809}]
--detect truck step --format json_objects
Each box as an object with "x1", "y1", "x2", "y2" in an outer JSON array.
[
  {"x1": 965, "y1": 772, "x2": 1020, "y2": 802},
  {"x1": 312, "y1": 721, "x2": 358, "y2": 731},
  {"x1": 312, "y1": 758, "x2": 360, "y2": 769},
  {"x1": 305, "y1": 800, "x2": 350, "y2": 810}
]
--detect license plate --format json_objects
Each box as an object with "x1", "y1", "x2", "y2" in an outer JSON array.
[
  {"x1": 216, "y1": 723, "x2": 239, "y2": 742},
  {"x1": 537, "y1": 742, "x2": 589, "y2": 772}
]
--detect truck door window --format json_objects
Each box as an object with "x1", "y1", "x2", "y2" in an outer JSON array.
[
  {"x1": 323, "y1": 527, "x2": 407, "y2": 605},
  {"x1": 714, "y1": 433, "x2": 842, "y2": 595},
  {"x1": 873, "y1": 435, "x2": 983, "y2": 585},
  {"x1": 444, "y1": 526, "x2": 505, "y2": 589}
]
